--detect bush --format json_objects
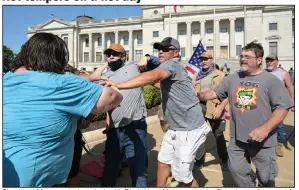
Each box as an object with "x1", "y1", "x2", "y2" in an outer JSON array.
[{"x1": 143, "y1": 85, "x2": 161, "y2": 109}]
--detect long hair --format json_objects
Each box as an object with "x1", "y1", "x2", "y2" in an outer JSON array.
[{"x1": 13, "y1": 32, "x2": 69, "y2": 74}]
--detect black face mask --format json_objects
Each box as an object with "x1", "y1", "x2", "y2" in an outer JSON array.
[{"x1": 108, "y1": 60, "x2": 124, "y2": 71}]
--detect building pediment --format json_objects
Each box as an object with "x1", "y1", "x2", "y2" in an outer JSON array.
[
  {"x1": 35, "y1": 19, "x2": 73, "y2": 30},
  {"x1": 265, "y1": 35, "x2": 281, "y2": 40}
]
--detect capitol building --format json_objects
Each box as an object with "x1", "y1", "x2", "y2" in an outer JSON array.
[{"x1": 27, "y1": 5, "x2": 295, "y2": 71}]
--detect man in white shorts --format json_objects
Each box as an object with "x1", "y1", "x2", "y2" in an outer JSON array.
[{"x1": 102, "y1": 37, "x2": 210, "y2": 187}]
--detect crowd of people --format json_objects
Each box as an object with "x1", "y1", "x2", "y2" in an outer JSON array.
[{"x1": 3, "y1": 32, "x2": 294, "y2": 187}]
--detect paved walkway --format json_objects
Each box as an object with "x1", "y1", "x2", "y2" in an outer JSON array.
[{"x1": 78, "y1": 111, "x2": 294, "y2": 187}]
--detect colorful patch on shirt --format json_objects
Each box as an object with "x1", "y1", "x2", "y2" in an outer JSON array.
[{"x1": 234, "y1": 87, "x2": 258, "y2": 113}]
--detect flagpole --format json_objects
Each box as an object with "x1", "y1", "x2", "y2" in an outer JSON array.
[
  {"x1": 244, "y1": 6, "x2": 246, "y2": 46},
  {"x1": 169, "y1": 6, "x2": 171, "y2": 37},
  {"x1": 213, "y1": 6, "x2": 216, "y2": 61}
]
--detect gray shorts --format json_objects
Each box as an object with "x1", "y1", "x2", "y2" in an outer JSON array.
[{"x1": 227, "y1": 138, "x2": 278, "y2": 187}]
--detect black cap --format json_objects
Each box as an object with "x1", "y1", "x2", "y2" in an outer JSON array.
[{"x1": 153, "y1": 37, "x2": 180, "y2": 50}]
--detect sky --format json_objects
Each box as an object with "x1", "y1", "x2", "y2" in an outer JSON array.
[{"x1": 3, "y1": 6, "x2": 143, "y2": 53}]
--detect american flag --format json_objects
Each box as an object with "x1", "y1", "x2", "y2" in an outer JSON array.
[{"x1": 185, "y1": 40, "x2": 206, "y2": 78}]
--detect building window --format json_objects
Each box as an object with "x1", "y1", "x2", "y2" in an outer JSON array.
[
  {"x1": 63, "y1": 37, "x2": 68, "y2": 47},
  {"x1": 236, "y1": 45, "x2": 242, "y2": 57},
  {"x1": 153, "y1": 31, "x2": 159, "y2": 37},
  {"x1": 180, "y1": 5, "x2": 184, "y2": 8},
  {"x1": 123, "y1": 35, "x2": 129, "y2": 45},
  {"x1": 235, "y1": 26, "x2": 243, "y2": 32},
  {"x1": 85, "y1": 38, "x2": 89, "y2": 47},
  {"x1": 193, "y1": 47, "x2": 197, "y2": 51},
  {"x1": 137, "y1": 34, "x2": 142, "y2": 45},
  {"x1": 180, "y1": 47, "x2": 186, "y2": 57},
  {"x1": 206, "y1": 46, "x2": 214, "y2": 57},
  {"x1": 193, "y1": 29, "x2": 200, "y2": 35},
  {"x1": 269, "y1": 42, "x2": 278, "y2": 56},
  {"x1": 110, "y1": 36, "x2": 115, "y2": 44},
  {"x1": 135, "y1": 50, "x2": 143, "y2": 61},
  {"x1": 153, "y1": 49, "x2": 158, "y2": 56},
  {"x1": 96, "y1": 52, "x2": 102, "y2": 62},
  {"x1": 97, "y1": 37, "x2": 102, "y2": 46},
  {"x1": 207, "y1": 28, "x2": 213, "y2": 34},
  {"x1": 220, "y1": 28, "x2": 227, "y2": 33},
  {"x1": 269, "y1": 23, "x2": 277, "y2": 31},
  {"x1": 154, "y1": 10, "x2": 158, "y2": 14},
  {"x1": 84, "y1": 52, "x2": 89, "y2": 62},
  {"x1": 180, "y1": 30, "x2": 186, "y2": 35}
]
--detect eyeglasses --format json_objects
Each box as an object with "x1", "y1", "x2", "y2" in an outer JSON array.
[
  {"x1": 158, "y1": 47, "x2": 177, "y2": 52},
  {"x1": 239, "y1": 55, "x2": 257, "y2": 60},
  {"x1": 106, "y1": 51, "x2": 122, "y2": 57}
]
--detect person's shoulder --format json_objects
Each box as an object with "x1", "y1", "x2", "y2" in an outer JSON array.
[
  {"x1": 214, "y1": 69, "x2": 225, "y2": 77},
  {"x1": 226, "y1": 72, "x2": 240, "y2": 79},
  {"x1": 53, "y1": 73, "x2": 90, "y2": 87}
]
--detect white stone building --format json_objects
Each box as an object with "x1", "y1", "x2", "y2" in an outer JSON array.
[{"x1": 27, "y1": 5, "x2": 295, "y2": 71}]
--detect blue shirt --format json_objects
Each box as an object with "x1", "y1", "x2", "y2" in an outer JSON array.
[{"x1": 3, "y1": 71, "x2": 103, "y2": 187}]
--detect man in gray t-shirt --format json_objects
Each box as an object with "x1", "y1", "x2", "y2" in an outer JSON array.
[
  {"x1": 102, "y1": 37, "x2": 210, "y2": 187},
  {"x1": 99, "y1": 44, "x2": 148, "y2": 188},
  {"x1": 198, "y1": 42, "x2": 293, "y2": 187}
]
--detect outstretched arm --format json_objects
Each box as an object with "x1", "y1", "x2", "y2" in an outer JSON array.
[
  {"x1": 197, "y1": 89, "x2": 218, "y2": 102},
  {"x1": 103, "y1": 68, "x2": 169, "y2": 90}
]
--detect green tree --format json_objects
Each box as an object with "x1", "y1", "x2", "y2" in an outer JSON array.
[{"x1": 3, "y1": 45, "x2": 15, "y2": 73}]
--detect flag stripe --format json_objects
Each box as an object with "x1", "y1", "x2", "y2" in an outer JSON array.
[{"x1": 184, "y1": 40, "x2": 206, "y2": 78}]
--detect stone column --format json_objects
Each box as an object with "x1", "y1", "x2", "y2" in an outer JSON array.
[
  {"x1": 115, "y1": 31, "x2": 119, "y2": 44},
  {"x1": 101, "y1": 32, "x2": 106, "y2": 61},
  {"x1": 215, "y1": 19, "x2": 220, "y2": 59},
  {"x1": 89, "y1": 33, "x2": 93, "y2": 62},
  {"x1": 200, "y1": 20, "x2": 206, "y2": 44},
  {"x1": 73, "y1": 29, "x2": 77, "y2": 67},
  {"x1": 186, "y1": 21, "x2": 192, "y2": 58},
  {"x1": 229, "y1": 18, "x2": 236, "y2": 58},
  {"x1": 129, "y1": 30, "x2": 133, "y2": 61}
]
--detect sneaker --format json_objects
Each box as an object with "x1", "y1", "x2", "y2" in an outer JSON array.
[
  {"x1": 276, "y1": 143, "x2": 284, "y2": 157},
  {"x1": 221, "y1": 160, "x2": 229, "y2": 171}
]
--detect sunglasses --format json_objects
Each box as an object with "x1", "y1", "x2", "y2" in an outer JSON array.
[
  {"x1": 157, "y1": 47, "x2": 177, "y2": 52},
  {"x1": 106, "y1": 51, "x2": 122, "y2": 57}
]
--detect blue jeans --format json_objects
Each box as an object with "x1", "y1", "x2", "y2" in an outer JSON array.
[
  {"x1": 102, "y1": 118, "x2": 148, "y2": 187},
  {"x1": 277, "y1": 123, "x2": 285, "y2": 144}
]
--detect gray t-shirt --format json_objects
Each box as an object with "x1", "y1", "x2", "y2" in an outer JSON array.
[
  {"x1": 158, "y1": 58, "x2": 206, "y2": 131},
  {"x1": 102, "y1": 62, "x2": 147, "y2": 128},
  {"x1": 214, "y1": 71, "x2": 293, "y2": 147}
]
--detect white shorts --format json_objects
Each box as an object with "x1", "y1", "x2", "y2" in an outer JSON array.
[{"x1": 158, "y1": 122, "x2": 211, "y2": 184}]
